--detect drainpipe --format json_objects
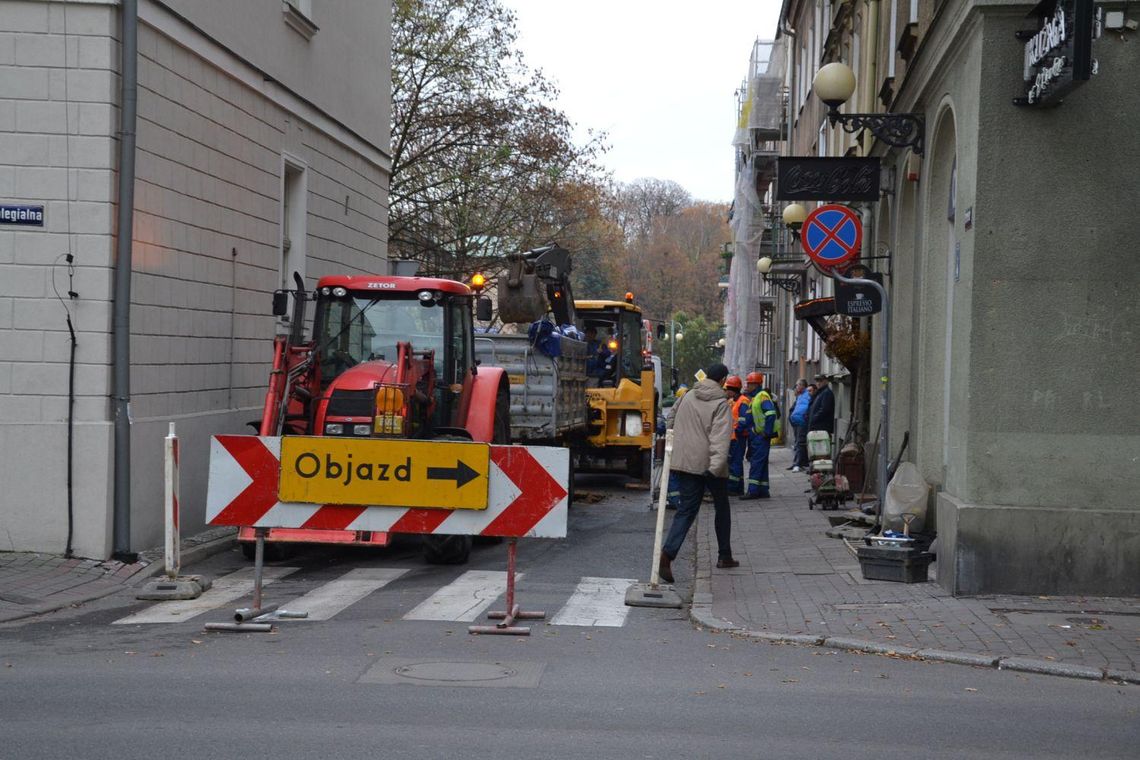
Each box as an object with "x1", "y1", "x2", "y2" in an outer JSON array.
[{"x1": 112, "y1": 0, "x2": 138, "y2": 562}]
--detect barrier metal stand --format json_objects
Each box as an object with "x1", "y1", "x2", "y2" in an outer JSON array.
[
  {"x1": 625, "y1": 430, "x2": 683, "y2": 608},
  {"x1": 204, "y1": 527, "x2": 308, "y2": 632},
  {"x1": 137, "y1": 422, "x2": 210, "y2": 600},
  {"x1": 469, "y1": 538, "x2": 545, "y2": 635}
]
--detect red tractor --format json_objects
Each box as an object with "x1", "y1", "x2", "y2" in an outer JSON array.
[{"x1": 242, "y1": 272, "x2": 510, "y2": 564}]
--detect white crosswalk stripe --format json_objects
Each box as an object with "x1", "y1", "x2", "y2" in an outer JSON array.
[
  {"x1": 112, "y1": 566, "x2": 298, "y2": 624},
  {"x1": 402, "y1": 570, "x2": 517, "y2": 622},
  {"x1": 550, "y1": 577, "x2": 637, "y2": 627},
  {"x1": 284, "y1": 567, "x2": 408, "y2": 621},
  {"x1": 113, "y1": 569, "x2": 643, "y2": 628}
]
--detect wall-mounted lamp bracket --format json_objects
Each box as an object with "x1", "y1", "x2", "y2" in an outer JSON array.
[{"x1": 826, "y1": 109, "x2": 925, "y2": 156}]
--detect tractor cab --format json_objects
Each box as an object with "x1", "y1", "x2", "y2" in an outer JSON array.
[{"x1": 310, "y1": 275, "x2": 477, "y2": 438}]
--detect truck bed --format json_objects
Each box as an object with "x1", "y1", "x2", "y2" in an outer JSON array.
[{"x1": 475, "y1": 333, "x2": 587, "y2": 443}]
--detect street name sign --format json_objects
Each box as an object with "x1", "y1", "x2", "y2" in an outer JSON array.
[
  {"x1": 207, "y1": 435, "x2": 569, "y2": 538},
  {"x1": 776, "y1": 157, "x2": 880, "y2": 202},
  {"x1": 800, "y1": 204, "x2": 863, "y2": 272},
  {"x1": 0, "y1": 205, "x2": 44, "y2": 226},
  {"x1": 279, "y1": 436, "x2": 489, "y2": 510}
]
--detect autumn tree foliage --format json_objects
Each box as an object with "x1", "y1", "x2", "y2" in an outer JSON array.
[{"x1": 389, "y1": 0, "x2": 729, "y2": 335}]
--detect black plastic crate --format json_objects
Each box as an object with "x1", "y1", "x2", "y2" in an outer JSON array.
[{"x1": 856, "y1": 545, "x2": 934, "y2": 583}]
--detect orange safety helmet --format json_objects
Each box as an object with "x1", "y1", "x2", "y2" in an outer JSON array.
[
  {"x1": 745, "y1": 371, "x2": 765, "y2": 386},
  {"x1": 723, "y1": 375, "x2": 743, "y2": 390}
]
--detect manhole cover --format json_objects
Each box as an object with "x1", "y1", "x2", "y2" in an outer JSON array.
[
  {"x1": 396, "y1": 662, "x2": 517, "y2": 682},
  {"x1": 359, "y1": 658, "x2": 545, "y2": 688}
]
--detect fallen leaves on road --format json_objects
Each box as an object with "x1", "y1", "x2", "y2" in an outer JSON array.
[
  {"x1": 965, "y1": 688, "x2": 978, "y2": 692},
  {"x1": 781, "y1": 678, "x2": 799, "y2": 684}
]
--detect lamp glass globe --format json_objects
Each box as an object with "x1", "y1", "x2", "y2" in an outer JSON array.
[
  {"x1": 813, "y1": 62, "x2": 856, "y2": 107},
  {"x1": 675, "y1": 332, "x2": 683, "y2": 342},
  {"x1": 757, "y1": 256, "x2": 774, "y2": 274},
  {"x1": 782, "y1": 203, "x2": 808, "y2": 227}
]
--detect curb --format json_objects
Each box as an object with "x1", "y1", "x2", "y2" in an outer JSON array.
[
  {"x1": 690, "y1": 509, "x2": 1137, "y2": 685},
  {"x1": 0, "y1": 529, "x2": 237, "y2": 625},
  {"x1": 131, "y1": 528, "x2": 238, "y2": 586}
]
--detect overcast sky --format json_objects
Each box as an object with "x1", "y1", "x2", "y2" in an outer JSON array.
[{"x1": 503, "y1": 1, "x2": 782, "y2": 204}]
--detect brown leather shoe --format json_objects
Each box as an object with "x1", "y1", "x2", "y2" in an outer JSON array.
[
  {"x1": 658, "y1": 551, "x2": 675, "y2": 583},
  {"x1": 716, "y1": 558, "x2": 740, "y2": 569}
]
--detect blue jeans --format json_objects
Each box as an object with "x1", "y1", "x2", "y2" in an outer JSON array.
[{"x1": 663, "y1": 471, "x2": 733, "y2": 561}]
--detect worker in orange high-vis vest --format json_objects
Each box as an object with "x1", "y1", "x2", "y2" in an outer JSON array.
[{"x1": 724, "y1": 375, "x2": 749, "y2": 495}]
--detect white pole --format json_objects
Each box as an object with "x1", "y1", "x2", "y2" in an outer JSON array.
[
  {"x1": 649, "y1": 430, "x2": 674, "y2": 586},
  {"x1": 164, "y1": 422, "x2": 180, "y2": 578}
]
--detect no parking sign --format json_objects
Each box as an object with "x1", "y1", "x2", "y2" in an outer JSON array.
[{"x1": 800, "y1": 204, "x2": 862, "y2": 271}]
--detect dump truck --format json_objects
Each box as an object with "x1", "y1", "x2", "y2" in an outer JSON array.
[
  {"x1": 475, "y1": 245, "x2": 655, "y2": 484},
  {"x1": 473, "y1": 245, "x2": 587, "y2": 448},
  {"x1": 240, "y1": 271, "x2": 511, "y2": 564}
]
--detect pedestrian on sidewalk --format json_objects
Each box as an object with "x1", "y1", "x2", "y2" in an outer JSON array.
[
  {"x1": 807, "y1": 373, "x2": 835, "y2": 437},
  {"x1": 738, "y1": 372, "x2": 778, "y2": 499},
  {"x1": 658, "y1": 363, "x2": 736, "y2": 583},
  {"x1": 788, "y1": 378, "x2": 811, "y2": 472},
  {"x1": 724, "y1": 375, "x2": 749, "y2": 495}
]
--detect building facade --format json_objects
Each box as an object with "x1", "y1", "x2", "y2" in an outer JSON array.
[
  {"x1": 753, "y1": 0, "x2": 1139, "y2": 595},
  {"x1": 0, "y1": 0, "x2": 391, "y2": 558}
]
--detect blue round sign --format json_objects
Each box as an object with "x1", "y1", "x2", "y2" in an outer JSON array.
[{"x1": 801, "y1": 204, "x2": 862, "y2": 270}]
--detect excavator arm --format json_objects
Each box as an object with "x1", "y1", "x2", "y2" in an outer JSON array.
[{"x1": 496, "y1": 244, "x2": 577, "y2": 327}]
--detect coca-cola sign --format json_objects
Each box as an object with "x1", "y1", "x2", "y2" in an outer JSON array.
[{"x1": 776, "y1": 157, "x2": 880, "y2": 202}]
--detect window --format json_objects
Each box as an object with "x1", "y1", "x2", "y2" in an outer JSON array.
[
  {"x1": 283, "y1": 0, "x2": 318, "y2": 40},
  {"x1": 280, "y1": 158, "x2": 307, "y2": 324}
]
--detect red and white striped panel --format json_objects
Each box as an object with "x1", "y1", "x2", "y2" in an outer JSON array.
[{"x1": 206, "y1": 436, "x2": 568, "y2": 538}]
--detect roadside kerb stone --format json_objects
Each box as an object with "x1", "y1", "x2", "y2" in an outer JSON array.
[
  {"x1": 997, "y1": 656, "x2": 1106, "y2": 681},
  {"x1": 822, "y1": 635, "x2": 918, "y2": 657},
  {"x1": 915, "y1": 649, "x2": 1002, "y2": 668},
  {"x1": 1106, "y1": 669, "x2": 1140, "y2": 685},
  {"x1": 132, "y1": 527, "x2": 236, "y2": 586}
]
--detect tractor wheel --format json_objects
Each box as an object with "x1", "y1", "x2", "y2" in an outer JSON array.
[
  {"x1": 421, "y1": 432, "x2": 477, "y2": 565},
  {"x1": 240, "y1": 540, "x2": 291, "y2": 562},
  {"x1": 566, "y1": 452, "x2": 576, "y2": 505},
  {"x1": 422, "y1": 534, "x2": 473, "y2": 565}
]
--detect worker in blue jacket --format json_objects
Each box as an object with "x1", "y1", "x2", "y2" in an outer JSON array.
[{"x1": 739, "y1": 372, "x2": 778, "y2": 499}]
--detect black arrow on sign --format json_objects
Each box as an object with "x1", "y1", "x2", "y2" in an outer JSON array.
[{"x1": 426, "y1": 460, "x2": 481, "y2": 489}]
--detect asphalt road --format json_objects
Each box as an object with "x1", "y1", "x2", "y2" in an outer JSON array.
[{"x1": 1, "y1": 476, "x2": 1136, "y2": 759}]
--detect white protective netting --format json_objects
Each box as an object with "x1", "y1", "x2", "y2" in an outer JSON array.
[{"x1": 725, "y1": 39, "x2": 787, "y2": 377}]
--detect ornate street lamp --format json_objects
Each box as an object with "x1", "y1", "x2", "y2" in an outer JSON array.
[
  {"x1": 814, "y1": 62, "x2": 925, "y2": 156},
  {"x1": 757, "y1": 255, "x2": 802, "y2": 295}
]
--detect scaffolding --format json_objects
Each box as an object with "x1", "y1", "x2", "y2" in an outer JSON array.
[{"x1": 725, "y1": 38, "x2": 788, "y2": 379}]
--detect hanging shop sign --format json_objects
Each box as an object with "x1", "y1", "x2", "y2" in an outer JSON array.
[
  {"x1": 800, "y1": 204, "x2": 863, "y2": 272},
  {"x1": 835, "y1": 265, "x2": 884, "y2": 317},
  {"x1": 776, "y1": 157, "x2": 880, "y2": 202},
  {"x1": 1014, "y1": 0, "x2": 1104, "y2": 107},
  {"x1": 0, "y1": 205, "x2": 44, "y2": 226}
]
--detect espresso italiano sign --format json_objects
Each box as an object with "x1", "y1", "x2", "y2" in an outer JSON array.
[
  {"x1": 1014, "y1": 0, "x2": 1103, "y2": 107},
  {"x1": 776, "y1": 157, "x2": 880, "y2": 202}
]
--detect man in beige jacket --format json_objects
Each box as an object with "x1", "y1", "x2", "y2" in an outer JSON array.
[{"x1": 659, "y1": 363, "x2": 738, "y2": 583}]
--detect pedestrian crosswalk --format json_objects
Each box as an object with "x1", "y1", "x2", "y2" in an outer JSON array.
[{"x1": 112, "y1": 567, "x2": 639, "y2": 628}]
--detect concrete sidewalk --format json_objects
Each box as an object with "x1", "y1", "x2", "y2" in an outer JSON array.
[
  {"x1": 0, "y1": 527, "x2": 235, "y2": 624},
  {"x1": 691, "y1": 446, "x2": 1139, "y2": 684}
]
